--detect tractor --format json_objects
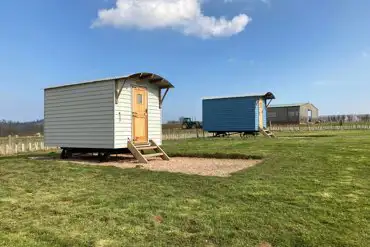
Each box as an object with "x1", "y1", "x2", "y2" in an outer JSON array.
[{"x1": 181, "y1": 117, "x2": 202, "y2": 129}]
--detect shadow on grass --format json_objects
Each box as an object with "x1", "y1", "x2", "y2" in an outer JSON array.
[{"x1": 279, "y1": 134, "x2": 336, "y2": 138}]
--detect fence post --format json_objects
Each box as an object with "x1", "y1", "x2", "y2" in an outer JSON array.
[
  {"x1": 21, "y1": 143, "x2": 25, "y2": 152},
  {"x1": 8, "y1": 135, "x2": 12, "y2": 149}
]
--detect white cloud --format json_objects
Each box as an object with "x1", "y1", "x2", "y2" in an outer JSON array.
[{"x1": 92, "y1": 0, "x2": 251, "y2": 38}]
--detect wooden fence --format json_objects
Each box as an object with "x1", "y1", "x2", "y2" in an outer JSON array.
[
  {"x1": 0, "y1": 131, "x2": 207, "y2": 156},
  {"x1": 0, "y1": 135, "x2": 54, "y2": 156},
  {"x1": 3, "y1": 123, "x2": 368, "y2": 155}
]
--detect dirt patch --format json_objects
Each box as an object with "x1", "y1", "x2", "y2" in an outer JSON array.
[
  {"x1": 258, "y1": 242, "x2": 273, "y2": 247},
  {"x1": 58, "y1": 156, "x2": 262, "y2": 177}
]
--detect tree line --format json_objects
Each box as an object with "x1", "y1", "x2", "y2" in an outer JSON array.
[{"x1": 0, "y1": 120, "x2": 44, "y2": 137}]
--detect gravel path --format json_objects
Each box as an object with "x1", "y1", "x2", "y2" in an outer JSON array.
[{"x1": 70, "y1": 156, "x2": 262, "y2": 177}]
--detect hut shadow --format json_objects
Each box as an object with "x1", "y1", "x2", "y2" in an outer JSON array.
[{"x1": 281, "y1": 134, "x2": 336, "y2": 138}]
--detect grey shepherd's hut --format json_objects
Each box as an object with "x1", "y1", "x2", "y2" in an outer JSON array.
[{"x1": 44, "y1": 72, "x2": 174, "y2": 163}]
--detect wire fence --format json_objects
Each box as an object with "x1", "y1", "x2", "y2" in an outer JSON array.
[
  {"x1": 162, "y1": 129, "x2": 212, "y2": 140},
  {"x1": 269, "y1": 123, "x2": 370, "y2": 132}
]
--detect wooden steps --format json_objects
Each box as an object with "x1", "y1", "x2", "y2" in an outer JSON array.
[
  {"x1": 128, "y1": 140, "x2": 170, "y2": 163},
  {"x1": 259, "y1": 128, "x2": 276, "y2": 138}
]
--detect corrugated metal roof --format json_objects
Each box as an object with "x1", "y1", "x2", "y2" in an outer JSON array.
[
  {"x1": 269, "y1": 103, "x2": 308, "y2": 108},
  {"x1": 202, "y1": 92, "x2": 275, "y2": 100},
  {"x1": 45, "y1": 72, "x2": 174, "y2": 90}
]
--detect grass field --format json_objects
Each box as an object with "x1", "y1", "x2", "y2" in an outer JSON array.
[{"x1": 0, "y1": 131, "x2": 369, "y2": 246}]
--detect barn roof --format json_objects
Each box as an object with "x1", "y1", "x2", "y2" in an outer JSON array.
[
  {"x1": 202, "y1": 92, "x2": 276, "y2": 100},
  {"x1": 45, "y1": 72, "x2": 174, "y2": 90},
  {"x1": 269, "y1": 103, "x2": 310, "y2": 108}
]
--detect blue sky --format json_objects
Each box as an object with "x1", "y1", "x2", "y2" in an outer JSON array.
[{"x1": 0, "y1": 0, "x2": 369, "y2": 122}]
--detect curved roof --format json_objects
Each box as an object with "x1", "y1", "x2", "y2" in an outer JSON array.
[
  {"x1": 127, "y1": 72, "x2": 174, "y2": 89},
  {"x1": 202, "y1": 92, "x2": 276, "y2": 100},
  {"x1": 45, "y1": 72, "x2": 174, "y2": 90}
]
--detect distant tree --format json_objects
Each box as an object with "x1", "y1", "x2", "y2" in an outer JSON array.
[{"x1": 0, "y1": 119, "x2": 44, "y2": 137}]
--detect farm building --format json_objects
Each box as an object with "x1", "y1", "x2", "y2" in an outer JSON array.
[
  {"x1": 267, "y1": 103, "x2": 319, "y2": 124},
  {"x1": 202, "y1": 92, "x2": 276, "y2": 137},
  {"x1": 44, "y1": 72, "x2": 173, "y2": 163}
]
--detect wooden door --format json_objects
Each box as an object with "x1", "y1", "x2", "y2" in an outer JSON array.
[
  {"x1": 132, "y1": 87, "x2": 148, "y2": 143},
  {"x1": 258, "y1": 98, "x2": 264, "y2": 129}
]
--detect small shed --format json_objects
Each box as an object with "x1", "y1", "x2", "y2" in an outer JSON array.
[
  {"x1": 44, "y1": 72, "x2": 174, "y2": 162},
  {"x1": 202, "y1": 92, "x2": 276, "y2": 134},
  {"x1": 267, "y1": 102, "x2": 319, "y2": 124}
]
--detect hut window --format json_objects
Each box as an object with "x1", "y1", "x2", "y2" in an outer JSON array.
[
  {"x1": 137, "y1": 94, "x2": 143, "y2": 104},
  {"x1": 268, "y1": 112, "x2": 277, "y2": 118}
]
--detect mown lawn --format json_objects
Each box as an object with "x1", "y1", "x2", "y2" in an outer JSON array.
[{"x1": 0, "y1": 131, "x2": 369, "y2": 247}]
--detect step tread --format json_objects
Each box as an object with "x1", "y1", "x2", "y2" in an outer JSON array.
[
  {"x1": 136, "y1": 146, "x2": 157, "y2": 150},
  {"x1": 134, "y1": 144, "x2": 151, "y2": 147},
  {"x1": 143, "y1": 153, "x2": 164, "y2": 158}
]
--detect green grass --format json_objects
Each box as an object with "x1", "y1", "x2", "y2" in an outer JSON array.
[{"x1": 1, "y1": 131, "x2": 369, "y2": 247}]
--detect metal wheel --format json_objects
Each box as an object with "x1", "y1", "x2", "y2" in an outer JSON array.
[
  {"x1": 60, "y1": 149, "x2": 67, "y2": 159},
  {"x1": 99, "y1": 152, "x2": 110, "y2": 162}
]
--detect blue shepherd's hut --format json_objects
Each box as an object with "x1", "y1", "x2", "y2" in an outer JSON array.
[{"x1": 202, "y1": 92, "x2": 276, "y2": 136}]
